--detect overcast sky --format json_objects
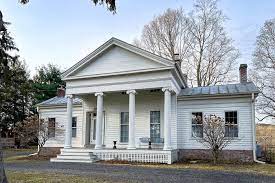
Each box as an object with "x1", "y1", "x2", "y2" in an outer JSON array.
[{"x1": 1, "y1": 0, "x2": 275, "y2": 76}]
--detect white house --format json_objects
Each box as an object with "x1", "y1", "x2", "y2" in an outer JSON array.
[{"x1": 37, "y1": 37, "x2": 260, "y2": 164}]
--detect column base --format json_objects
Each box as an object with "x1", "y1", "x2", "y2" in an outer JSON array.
[
  {"x1": 94, "y1": 145, "x2": 103, "y2": 150},
  {"x1": 64, "y1": 145, "x2": 72, "y2": 149}
]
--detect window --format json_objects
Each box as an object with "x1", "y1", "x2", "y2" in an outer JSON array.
[
  {"x1": 150, "y1": 111, "x2": 161, "y2": 143},
  {"x1": 225, "y1": 111, "x2": 238, "y2": 137},
  {"x1": 192, "y1": 112, "x2": 203, "y2": 138},
  {"x1": 48, "y1": 118, "x2": 55, "y2": 138},
  {"x1": 120, "y1": 112, "x2": 129, "y2": 143},
  {"x1": 72, "y1": 117, "x2": 77, "y2": 138}
]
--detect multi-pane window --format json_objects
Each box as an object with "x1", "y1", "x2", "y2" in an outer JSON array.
[
  {"x1": 150, "y1": 111, "x2": 161, "y2": 143},
  {"x1": 120, "y1": 112, "x2": 129, "y2": 143},
  {"x1": 72, "y1": 117, "x2": 77, "y2": 138},
  {"x1": 192, "y1": 112, "x2": 203, "y2": 138},
  {"x1": 225, "y1": 111, "x2": 238, "y2": 137},
  {"x1": 48, "y1": 118, "x2": 56, "y2": 138}
]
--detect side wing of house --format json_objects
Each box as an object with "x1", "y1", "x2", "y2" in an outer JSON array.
[
  {"x1": 38, "y1": 105, "x2": 83, "y2": 148},
  {"x1": 177, "y1": 97, "x2": 253, "y2": 150}
]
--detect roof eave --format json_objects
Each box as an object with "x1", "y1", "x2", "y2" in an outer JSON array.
[{"x1": 178, "y1": 92, "x2": 259, "y2": 100}]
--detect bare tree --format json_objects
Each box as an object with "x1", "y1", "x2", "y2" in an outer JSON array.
[
  {"x1": 134, "y1": 8, "x2": 189, "y2": 60},
  {"x1": 14, "y1": 115, "x2": 59, "y2": 155},
  {"x1": 252, "y1": 19, "x2": 275, "y2": 120},
  {"x1": 135, "y1": 0, "x2": 239, "y2": 87},
  {"x1": 194, "y1": 114, "x2": 233, "y2": 164}
]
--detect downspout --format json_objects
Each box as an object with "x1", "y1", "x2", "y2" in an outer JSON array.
[
  {"x1": 251, "y1": 93, "x2": 265, "y2": 164},
  {"x1": 36, "y1": 106, "x2": 40, "y2": 155}
]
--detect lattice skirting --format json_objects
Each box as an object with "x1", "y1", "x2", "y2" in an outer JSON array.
[{"x1": 92, "y1": 149, "x2": 178, "y2": 164}]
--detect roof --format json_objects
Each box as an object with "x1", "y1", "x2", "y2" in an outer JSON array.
[
  {"x1": 179, "y1": 82, "x2": 260, "y2": 97},
  {"x1": 62, "y1": 37, "x2": 175, "y2": 79},
  {"x1": 37, "y1": 96, "x2": 82, "y2": 107}
]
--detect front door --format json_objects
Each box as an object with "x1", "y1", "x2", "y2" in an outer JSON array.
[{"x1": 90, "y1": 113, "x2": 97, "y2": 144}]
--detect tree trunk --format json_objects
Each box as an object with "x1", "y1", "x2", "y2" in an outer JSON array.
[{"x1": 0, "y1": 139, "x2": 8, "y2": 183}]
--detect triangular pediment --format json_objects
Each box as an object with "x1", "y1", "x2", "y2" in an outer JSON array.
[{"x1": 63, "y1": 38, "x2": 174, "y2": 79}]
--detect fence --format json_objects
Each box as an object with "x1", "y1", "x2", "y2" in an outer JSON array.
[{"x1": 0, "y1": 138, "x2": 15, "y2": 148}]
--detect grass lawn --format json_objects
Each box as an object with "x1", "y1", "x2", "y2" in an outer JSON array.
[
  {"x1": 132, "y1": 162, "x2": 275, "y2": 176},
  {"x1": 3, "y1": 148, "x2": 275, "y2": 181},
  {"x1": 6, "y1": 171, "x2": 112, "y2": 183}
]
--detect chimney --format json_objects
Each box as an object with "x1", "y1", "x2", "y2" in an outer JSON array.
[
  {"x1": 57, "y1": 86, "x2": 65, "y2": 97},
  {"x1": 174, "y1": 53, "x2": 182, "y2": 67},
  {"x1": 239, "y1": 64, "x2": 248, "y2": 83}
]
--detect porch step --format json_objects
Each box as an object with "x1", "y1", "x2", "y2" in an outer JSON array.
[
  {"x1": 51, "y1": 148, "x2": 98, "y2": 163},
  {"x1": 50, "y1": 158, "x2": 97, "y2": 163},
  {"x1": 60, "y1": 152, "x2": 94, "y2": 156},
  {"x1": 57, "y1": 155, "x2": 96, "y2": 160},
  {"x1": 61, "y1": 148, "x2": 93, "y2": 153}
]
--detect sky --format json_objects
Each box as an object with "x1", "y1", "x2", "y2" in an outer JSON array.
[{"x1": 1, "y1": 0, "x2": 275, "y2": 76}]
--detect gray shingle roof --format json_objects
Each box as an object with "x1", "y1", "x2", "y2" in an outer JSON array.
[
  {"x1": 37, "y1": 96, "x2": 82, "y2": 106},
  {"x1": 179, "y1": 82, "x2": 260, "y2": 97}
]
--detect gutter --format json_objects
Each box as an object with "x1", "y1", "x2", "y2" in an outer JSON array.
[{"x1": 251, "y1": 93, "x2": 265, "y2": 164}]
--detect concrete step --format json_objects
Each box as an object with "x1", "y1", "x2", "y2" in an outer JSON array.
[
  {"x1": 60, "y1": 152, "x2": 94, "y2": 156},
  {"x1": 50, "y1": 158, "x2": 97, "y2": 163},
  {"x1": 57, "y1": 155, "x2": 96, "y2": 160},
  {"x1": 61, "y1": 148, "x2": 93, "y2": 153}
]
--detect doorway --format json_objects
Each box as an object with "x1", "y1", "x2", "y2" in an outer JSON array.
[
  {"x1": 87, "y1": 112, "x2": 97, "y2": 145},
  {"x1": 86, "y1": 111, "x2": 105, "y2": 147}
]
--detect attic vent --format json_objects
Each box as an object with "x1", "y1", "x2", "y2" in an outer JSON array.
[{"x1": 150, "y1": 89, "x2": 161, "y2": 92}]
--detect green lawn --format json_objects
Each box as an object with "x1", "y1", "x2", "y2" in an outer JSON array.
[{"x1": 6, "y1": 171, "x2": 111, "y2": 183}]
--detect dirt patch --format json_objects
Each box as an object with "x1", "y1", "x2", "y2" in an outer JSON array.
[{"x1": 16, "y1": 154, "x2": 54, "y2": 161}]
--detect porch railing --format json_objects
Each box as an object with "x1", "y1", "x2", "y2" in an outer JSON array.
[{"x1": 92, "y1": 149, "x2": 178, "y2": 164}]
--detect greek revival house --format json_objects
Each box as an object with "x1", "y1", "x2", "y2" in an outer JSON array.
[{"x1": 37, "y1": 38, "x2": 259, "y2": 164}]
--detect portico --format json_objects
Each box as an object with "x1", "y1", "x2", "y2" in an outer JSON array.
[{"x1": 63, "y1": 88, "x2": 176, "y2": 151}]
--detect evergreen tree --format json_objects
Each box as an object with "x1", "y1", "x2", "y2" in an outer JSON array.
[
  {"x1": 32, "y1": 64, "x2": 65, "y2": 105},
  {"x1": 0, "y1": 21, "x2": 31, "y2": 137}
]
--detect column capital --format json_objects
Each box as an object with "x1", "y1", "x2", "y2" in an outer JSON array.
[
  {"x1": 126, "y1": 90, "x2": 137, "y2": 95},
  {"x1": 66, "y1": 94, "x2": 74, "y2": 99},
  {"x1": 95, "y1": 92, "x2": 104, "y2": 97},
  {"x1": 162, "y1": 87, "x2": 173, "y2": 93}
]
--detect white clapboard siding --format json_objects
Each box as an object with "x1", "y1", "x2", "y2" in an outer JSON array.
[
  {"x1": 73, "y1": 46, "x2": 165, "y2": 77},
  {"x1": 39, "y1": 106, "x2": 83, "y2": 147},
  {"x1": 177, "y1": 97, "x2": 253, "y2": 150}
]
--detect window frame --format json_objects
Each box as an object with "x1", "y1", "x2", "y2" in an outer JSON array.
[
  {"x1": 150, "y1": 111, "x2": 161, "y2": 143},
  {"x1": 191, "y1": 112, "x2": 203, "y2": 138},
  {"x1": 48, "y1": 117, "x2": 56, "y2": 138},
  {"x1": 72, "y1": 117, "x2": 77, "y2": 138},
  {"x1": 120, "y1": 112, "x2": 129, "y2": 143},
  {"x1": 224, "y1": 110, "x2": 239, "y2": 138}
]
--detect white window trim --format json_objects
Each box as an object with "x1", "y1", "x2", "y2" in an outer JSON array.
[
  {"x1": 119, "y1": 111, "x2": 129, "y2": 144},
  {"x1": 150, "y1": 111, "x2": 161, "y2": 144},
  {"x1": 48, "y1": 117, "x2": 56, "y2": 139},
  {"x1": 224, "y1": 110, "x2": 240, "y2": 139},
  {"x1": 190, "y1": 112, "x2": 203, "y2": 139},
  {"x1": 72, "y1": 116, "x2": 77, "y2": 138}
]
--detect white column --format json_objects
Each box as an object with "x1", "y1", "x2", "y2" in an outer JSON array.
[
  {"x1": 95, "y1": 92, "x2": 104, "y2": 149},
  {"x1": 162, "y1": 88, "x2": 172, "y2": 150},
  {"x1": 64, "y1": 95, "x2": 73, "y2": 149},
  {"x1": 127, "y1": 90, "x2": 137, "y2": 149}
]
